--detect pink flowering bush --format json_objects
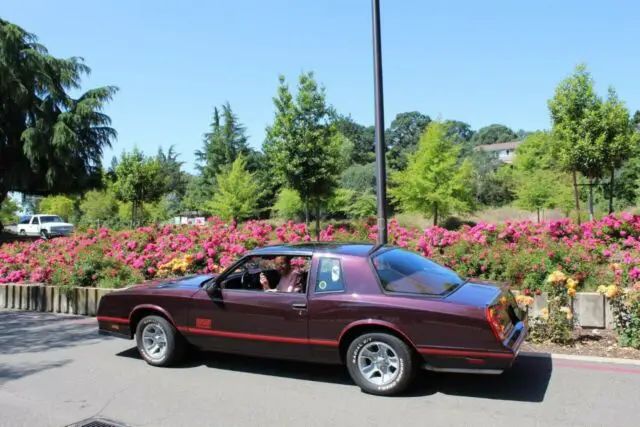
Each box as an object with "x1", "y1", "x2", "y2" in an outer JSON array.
[{"x1": 0, "y1": 214, "x2": 638, "y2": 297}]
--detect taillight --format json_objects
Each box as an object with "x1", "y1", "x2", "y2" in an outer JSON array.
[{"x1": 487, "y1": 306, "x2": 506, "y2": 341}]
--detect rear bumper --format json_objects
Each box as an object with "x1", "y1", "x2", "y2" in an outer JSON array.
[
  {"x1": 420, "y1": 320, "x2": 528, "y2": 375},
  {"x1": 505, "y1": 320, "x2": 527, "y2": 356}
]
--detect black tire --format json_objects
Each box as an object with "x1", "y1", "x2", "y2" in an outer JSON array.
[
  {"x1": 345, "y1": 332, "x2": 417, "y2": 396},
  {"x1": 135, "y1": 315, "x2": 185, "y2": 367},
  {"x1": 40, "y1": 229, "x2": 48, "y2": 240},
  {"x1": 19, "y1": 230, "x2": 26, "y2": 236}
]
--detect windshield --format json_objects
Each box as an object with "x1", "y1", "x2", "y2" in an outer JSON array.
[
  {"x1": 39, "y1": 215, "x2": 64, "y2": 223},
  {"x1": 372, "y1": 248, "x2": 465, "y2": 296}
]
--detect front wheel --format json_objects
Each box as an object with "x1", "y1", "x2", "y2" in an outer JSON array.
[
  {"x1": 135, "y1": 315, "x2": 185, "y2": 367},
  {"x1": 345, "y1": 332, "x2": 418, "y2": 396}
]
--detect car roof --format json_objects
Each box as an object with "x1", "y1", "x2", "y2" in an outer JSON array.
[{"x1": 247, "y1": 242, "x2": 392, "y2": 258}]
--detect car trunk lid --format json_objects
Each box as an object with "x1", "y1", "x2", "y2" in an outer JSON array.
[{"x1": 446, "y1": 280, "x2": 525, "y2": 343}]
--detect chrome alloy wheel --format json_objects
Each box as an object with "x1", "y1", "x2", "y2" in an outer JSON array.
[
  {"x1": 357, "y1": 341, "x2": 401, "y2": 386},
  {"x1": 141, "y1": 323, "x2": 168, "y2": 360}
]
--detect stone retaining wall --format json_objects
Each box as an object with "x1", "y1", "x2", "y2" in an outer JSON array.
[
  {"x1": 0, "y1": 284, "x2": 114, "y2": 316},
  {"x1": 0, "y1": 284, "x2": 617, "y2": 329}
]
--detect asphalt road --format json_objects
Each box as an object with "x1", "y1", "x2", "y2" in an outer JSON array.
[{"x1": 1, "y1": 310, "x2": 640, "y2": 427}]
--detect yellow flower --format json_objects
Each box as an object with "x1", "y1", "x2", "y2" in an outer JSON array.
[
  {"x1": 597, "y1": 285, "x2": 607, "y2": 295},
  {"x1": 567, "y1": 278, "x2": 577, "y2": 289},
  {"x1": 567, "y1": 288, "x2": 577, "y2": 297},
  {"x1": 515, "y1": 295, "x2": 534, "y2": 306},
  {"x1": 547, "y1": 270, "x2": 567, "y2": 284},
  {"x1": 540, "y1": 307, "x2": 549, "y2": 319},
  {"x1": 605, "y1": 285, "x2": 619, "y2": 299},
  {"x1": 609, "y1": 263, "x2": 621, "y2": 271},
  {"x1": 559, "y1": 306, "x2": 571, "y2": 314},
  {"x1": 566, "y1": 312, "x2": 574, "y2": 321}
]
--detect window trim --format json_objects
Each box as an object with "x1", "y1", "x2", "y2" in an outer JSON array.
[
  {"x1": 312, "y1": 255, "x2": 346, "y2": 294},
  {"x1": 217, "y1": 253, "x2": 312, "y2": 296}
]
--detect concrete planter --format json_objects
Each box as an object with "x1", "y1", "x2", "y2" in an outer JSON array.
[
  {"x1": 0, "y1": 283, "x2": 619, "y2": 329},
  {"x1": 0, "y1": 284, "x2": 116, "y2": 316},
  {"x1": 511, "y1": 290, "x2": 615, "y2": 329}
]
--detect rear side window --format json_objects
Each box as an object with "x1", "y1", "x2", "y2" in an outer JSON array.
[
  {"x1": 372, "y1": 249, "x2": 464, "y2": 296},
  {"x1": 315, "y1": 257, "x2": 345, "y2": 293}
]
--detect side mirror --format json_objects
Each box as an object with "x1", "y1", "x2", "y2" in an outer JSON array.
[{"x1": 206, "y1": 280, "x2": 223, "y2": 299}]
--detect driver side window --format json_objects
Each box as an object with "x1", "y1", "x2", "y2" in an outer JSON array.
[{"x1": 221, "y1": 254, "x2": 311, "y2": 293}]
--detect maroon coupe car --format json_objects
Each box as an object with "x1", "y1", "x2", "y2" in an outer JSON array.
[{"x1": 97, "y1": 242, "x2": 527, "y2": 396}]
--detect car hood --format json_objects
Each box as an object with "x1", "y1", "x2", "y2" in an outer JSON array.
[{"x1": 123, "y1": 274, "x2": 218, "y2": 292}]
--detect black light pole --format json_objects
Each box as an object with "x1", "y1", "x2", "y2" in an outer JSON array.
[{"x1": 371, "y1": 0, "x2": 388, "y2": 245}]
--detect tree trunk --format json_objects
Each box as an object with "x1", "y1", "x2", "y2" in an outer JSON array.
[
  {"x1": 572, "y1": 170, "x2": 581, "y2": 225},
  {"x1": 132, "y1": 200, "x2": 137, "y2": 228},
  {"x1": 608, "y1": 167, "x2": 615, "y2": 214},
  {"x1": 315, "y1": 198, "x2": 321, "y2": 241},
  {"x1": 588, "y1": 178, "x2": 595, "y2": 221},
  {"x1": 433, "y1": 204, "x2": 439, "y2": 226},
  {"x1": 537, "y1": 208, "x2": 540, "y2": 224},
  {"x1": 304, "y1": 196, "x2": 310, "y2": 227}
]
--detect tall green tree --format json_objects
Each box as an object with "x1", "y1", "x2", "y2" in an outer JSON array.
[
  {"x1": 513, "y1": 169, "x2": 573, "y2": 222},
  {"x1": 38, "y1": 195, "x2": 76, "y2": 222},
  {"x1": 157, "y1": 145, "x2": 188, "y2": 215},
  {"x1": 194, "y1": 102, "x2": 250, "y2": 195},
  {"x1": 548, "y1": 64, "x2": 602, "y2": 221},
  {"x1": 549, "y1": 64, "x2": 637, "y2": 220},
  {"x1": 598, "y1": 89, "x2": 639, "y2": 213},
  {"x1": 334, "y1": 115, "x2": 375, "y2": 165},
  {"x1": 632, "y1": 111, "x2": 640, "y2": 131},
  {"x1": 389, "y1": 121, "x2": 475, "y2": 225},
  {"x1": 0, "y1": 195, "x2": 19, "y2": 227},
  {"x1": 79, "y1": 188, "x2": 119, "y2": 227},
  {"x1": 385, "y1": 111, "x2": 431, "y2": 171},
  {"x1": 443, "y1": 119, "x2": 476, "y2": 158},
  {"x1": 469, "y1": 124, "x2": 518, "y2": 146},
  {"x1": 511, "y1": 131, "x2": 574, "y2": 219},
  {"x1": 205, "y1": 155, "x2": 262, "y2": 222},
  {"x1": 264, "y1": 72, "x2": 342, "y2": 236},
  {"x1": 111, "y1": 148, "x2": 168, "y2": 227},
  {"x1": 0, "y1": 19, "x2": 118, "y2": 220}
]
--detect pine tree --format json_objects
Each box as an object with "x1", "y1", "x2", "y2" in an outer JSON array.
[
  {"x1": 389, "y1": 121, "x2": 475, "y2": 225},
  {"x1": 194, "y1": 102, "x2": 250, "y2": 196},
  {"x1": 205, "y1": 155, "x2": 263, "y2": 222}
]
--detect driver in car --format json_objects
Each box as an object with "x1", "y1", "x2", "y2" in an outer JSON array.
[{"x1": 260, "y1": 256, "x2": 303, "y2": 293}]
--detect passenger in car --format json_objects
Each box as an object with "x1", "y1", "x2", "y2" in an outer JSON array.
[{"x1": 260, "y1": 256, "x2": 303, "y2": 293}]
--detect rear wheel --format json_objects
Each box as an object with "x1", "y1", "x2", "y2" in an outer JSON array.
[
  {"x1": 135, "y1": 315, "x2": 185, "y2": 367},
  {"x1": 345, "y1": 332, "x2": 418, "y2": 396}
]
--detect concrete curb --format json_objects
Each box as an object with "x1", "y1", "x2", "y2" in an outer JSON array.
[{"x1": 521, "y1": 351, "x2": 640, "y2": 366}]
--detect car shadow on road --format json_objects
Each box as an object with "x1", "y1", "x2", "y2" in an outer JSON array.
[
  {"x1": 0, "y1": 310, "x2": 111, "y2": 355},
  {"x1": 116, "y1": 347, "x2": 552, "y2": 402}
]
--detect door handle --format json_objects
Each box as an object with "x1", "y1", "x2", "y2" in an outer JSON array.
[{"x1": 292, "y1": 303, "x2": 307, "y2": 309}]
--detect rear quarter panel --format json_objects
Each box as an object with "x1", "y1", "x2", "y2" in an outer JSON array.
[{"x1": 307, "y1": 255, "x2": 504, "y2": 361}]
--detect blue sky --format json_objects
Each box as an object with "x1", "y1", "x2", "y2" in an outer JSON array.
[{"x1": 4, "y1": 0, "x2": 639, "y2": 173}]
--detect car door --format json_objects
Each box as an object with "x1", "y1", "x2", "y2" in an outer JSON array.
[
  {"x1": 28, "y1": 217, "x2": 40, "y2": 235},
  {"x1": 186, "y1": 255, "x2": 312, "y2": 361}
]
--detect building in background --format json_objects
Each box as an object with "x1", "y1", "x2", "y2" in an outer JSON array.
[{"x1": 475, "y1": 140, "x2": 522, "y2": 164}]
